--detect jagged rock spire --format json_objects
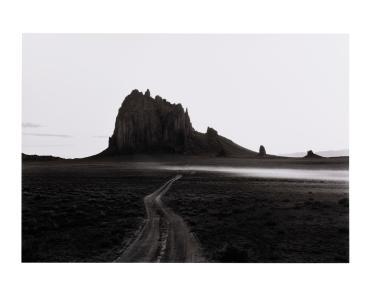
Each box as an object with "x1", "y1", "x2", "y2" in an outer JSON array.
[
  {"x1": 259, "y1": 145, "x2": 266, "y2": 157},
  {"x1": 108, "y1": 89, "x2": 193, "y2": 154},
  {"x1": 102, "y1": 89, "x2": 258, "y2": 157},
  {"x1": 304, "y1": 150, "x2": 323, "y2": 158}
]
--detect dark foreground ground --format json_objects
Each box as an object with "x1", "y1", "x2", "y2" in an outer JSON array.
[
  {"x1": 22, "y1": 157, "x2": 349, "y2": 262},
  {"x1": 22, "y1": 162, "x2": 171, "y2": 262},
  {"x1": 164, "y1": 172, "x2": 349, "y2": 262}
]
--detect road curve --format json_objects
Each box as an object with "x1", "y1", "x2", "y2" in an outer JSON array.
[{"x1": 115, "y1": 174, "x2": 205, "y2": 263}]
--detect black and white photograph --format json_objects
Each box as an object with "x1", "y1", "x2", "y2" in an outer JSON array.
[
  {"x1": 2, "y1": 1, "x2": 370, "y2": 296},
  {"x1": 22, "y1": 34, "x2": 349, "y2": 263}
]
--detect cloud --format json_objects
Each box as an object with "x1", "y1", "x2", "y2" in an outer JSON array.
[
  {"x1": 23, "y1": 132, "x2": 72, "y2": 138},
  {"x1": 22, "y1": 122, "x2": 43, "y2": 128},
  {"x1": 92, "y1": 135, "x2": 109, "y2": 138}
]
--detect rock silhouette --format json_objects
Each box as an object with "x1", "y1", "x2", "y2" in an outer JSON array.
[
  {"x1": 258, "y1": 145, "x2": 266, "y2": 157},
  {"x1": 22, "y1": 153, "x2": 62, "y2": 161},
  {"x1": 304, "y1": 150, "x2": 323, "y2": 158},
  {"x1": 102, "y1": 89, "x2": 257, "y2": 157}
]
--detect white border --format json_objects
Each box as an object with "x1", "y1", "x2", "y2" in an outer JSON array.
[{"x1": 1, "y1": 1, "x2": 370, "y2": 296}]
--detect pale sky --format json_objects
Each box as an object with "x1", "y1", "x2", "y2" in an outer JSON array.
[{"x1": 22, "y1": 34, "x2": 348, "y2": 158}]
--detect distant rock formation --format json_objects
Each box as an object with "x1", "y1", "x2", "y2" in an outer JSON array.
[
  {"x1": 107, "y1": 89, "x2": 193, "y2": 154},
  {"x1": 22, "y1": 153, "x2": 62, "y2": 161},
  {"x1": 304, "y1": 150, "x2": 323, "y2": 159},
  {"x1": 100, "y1": 89, "x2": 258, "y2": 157},
  {"x1": 258, "y1": 145, "x2": 266, "y2": 157}
]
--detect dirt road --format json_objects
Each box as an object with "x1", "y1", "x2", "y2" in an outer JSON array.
[{"x1": 116, "y1": 175, "x2": 204, "y2": 263}]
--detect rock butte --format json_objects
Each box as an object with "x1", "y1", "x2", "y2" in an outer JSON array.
[
  {"x1": 304, "y1": 150, "x2": 323, "y2": 159},
  {"x1": 100, "y1": 89, "x2": 257, "y2": 157},
  {"x1": 258, "y1": 145, "x2": 267, "y2": 157}
]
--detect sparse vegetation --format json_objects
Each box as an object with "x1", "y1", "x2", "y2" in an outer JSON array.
[
  {"x1": 22, "y1": 162, "x2": 171, "y2": 262},
  {"x1": 164, "y1": 172, "x2": 349, "y2": 263},
  {"x1": 22, "y1": 160, "x2": 349, "y2": 263}
]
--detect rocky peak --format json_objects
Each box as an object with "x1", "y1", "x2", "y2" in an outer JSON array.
[
  {"x1": 304, "y1": 150, "x2": 323, "y2": 158},
  {"x1": 108, "y1": 90, "x2": 193, "y2": 153},
  {"x1": 258, "y1": 145, "x2": 266, "y2": 157},
  {"x1": 101, "y1": 89, "x2": 258, "y2": 157},
  {"x1": 206, "y1": 127, "x2": 218, "y2": 137}
]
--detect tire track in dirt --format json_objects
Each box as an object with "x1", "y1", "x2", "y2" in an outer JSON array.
[{"x1": 116, "y1": 175, "x2": 204, "y2": 263}]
